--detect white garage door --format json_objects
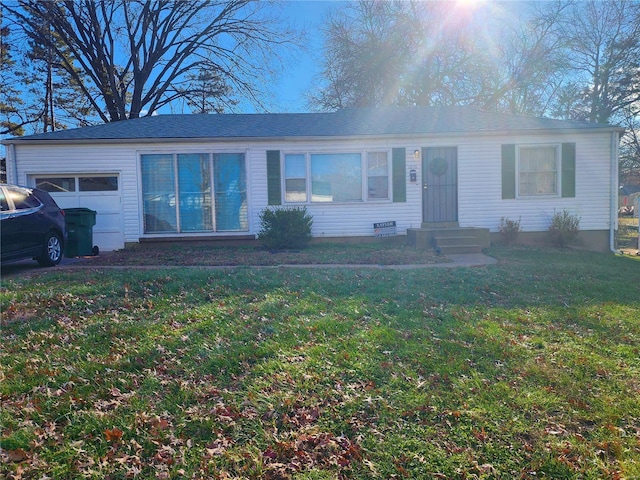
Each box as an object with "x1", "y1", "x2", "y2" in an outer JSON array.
[{"x1": 31, "y1": 175, "x2": 124, "y2": 252}]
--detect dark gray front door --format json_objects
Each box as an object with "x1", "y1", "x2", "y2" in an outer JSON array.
[{"x1": 422, "y1": 147, "x2": 458, "y2": 223}]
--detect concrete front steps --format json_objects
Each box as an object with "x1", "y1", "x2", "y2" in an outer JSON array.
[{"x1": 407, "y1": 223, "x2": 490, "y2": 254}]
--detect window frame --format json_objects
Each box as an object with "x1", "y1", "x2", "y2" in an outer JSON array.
[
  {"x1": 139, "y1": 151, "x2": 248, "y2": 235},
  {"x1": 5, "y1": 185, "x2": 42, "y2": 211},
  {"x1": 366, "y1": 150, "x2": 390, "y2": 201},
  {"x1": 281, "y1": 149, "x2": 392, "y2": 204},
  {"x1": 283, "y1": 152, "x2": 308, "y2": 203},
  {"x1": 516, "y1": 144, "x2": 561, "y2": 198},
  {"x1": 33, "y1": 175, "x2": 119, "y2": 194},
  {"x1": 78, "y1": 176, "x2": 119, "y2": 192}
]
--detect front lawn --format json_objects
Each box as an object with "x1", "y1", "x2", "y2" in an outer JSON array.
[
  {"x1": 1, "y1": 247, "x2": 639, "y2": 479},
  {"x1": 80, "y1": 237, "x2": 445, "y2": 267}
]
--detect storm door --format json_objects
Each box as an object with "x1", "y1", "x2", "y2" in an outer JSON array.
[{"x1": 422, "y1": 147, "x2": 458, "y2": 223}]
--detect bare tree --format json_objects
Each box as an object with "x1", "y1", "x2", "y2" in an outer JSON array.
[
  {"x1": 310, "y1": 1, "x2": 419, "y2": 110},
  {"x1": 5, "y1": 0, "x2": 299, "y2": 122},
  {"x1": 308, "y1": 0, "x2": 567, "y2": 113},
  {"x1": 310, "y1": 0, "x2": 491, "y2": 110},
  {"x1": 475, "y1": 1, "x2": 570, "y2": 116},
  {"x1": 619, "y1": 104, "x2": 640, "y2": 180},
  {"x1": 556, "y1": 0, "x2": 640, "y2": 123}
]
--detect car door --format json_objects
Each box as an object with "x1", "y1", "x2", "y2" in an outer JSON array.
[{"x1": 0, "y1": 186, "x2": 44, "y2": 260}]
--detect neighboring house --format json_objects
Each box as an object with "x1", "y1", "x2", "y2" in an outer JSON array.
[
  {"x1": 619, "y1": 185, "x2": 640, "y2": 217},
  {"x1": 2, "y1": 107, "x2": 624, "y2": 252}
]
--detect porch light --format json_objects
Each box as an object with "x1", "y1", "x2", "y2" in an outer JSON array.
[{"x1": 414, "y1": 149, "x2": 420, "y2": 159}]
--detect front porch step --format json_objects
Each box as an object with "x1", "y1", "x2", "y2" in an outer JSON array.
[
  {"x1": 407, "y1": 226, "x2": 490, "y2": 254},
  {"x1": 437, "y1": 244, "x2": 483, "y2": 254},
  {"x1": 434, "y1": 235, "x2": 479, "y2": 247}
]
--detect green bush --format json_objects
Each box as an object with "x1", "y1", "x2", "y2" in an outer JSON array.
[
  {"x1": 499, "y1": 216, "x2": 521, "y2": 245},
  {"x1": 548, "y1": 209, "x2": 580, "y2": 248},
  {"x1": 258, "y1": 206, "x2": 313, "y2": 250}
]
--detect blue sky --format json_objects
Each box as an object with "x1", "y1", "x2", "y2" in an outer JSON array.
[
  {"x1": 265, "y1": 0, "x2": 515, "y2": 113},
  {"x1": 268, "y1": 1, "x2": 344, "y2": 113}
]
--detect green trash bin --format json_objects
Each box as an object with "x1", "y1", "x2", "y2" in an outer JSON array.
[{"x1": 64, "y1": 208, "x2": 97, "y2": 257}]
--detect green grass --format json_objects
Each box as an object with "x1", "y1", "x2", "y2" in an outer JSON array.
[
  {"x1": 1, "y1": 246, "x2": 639, "y2": 479},
  {"x1": 81, "y1": 237, "x2": 445, "y2": 266}
]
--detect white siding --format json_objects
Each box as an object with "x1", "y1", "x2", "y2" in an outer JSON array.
[
  {"x1": 456, "y1": 132, "x2": 613, "y2": 233},
  {"x1": 13, "y1": 144, "x2": 136, "y2": 251},
  {"x1": 253, "y1": 139, "x2": 422, "y2": 238},
  {"x1": 11, "y1": 130, "x2": 614, "y2": 250}
]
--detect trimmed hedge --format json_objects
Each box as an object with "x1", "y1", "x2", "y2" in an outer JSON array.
[{"x1": 258, "y1": 207, "x2": 313, "y2": 250}]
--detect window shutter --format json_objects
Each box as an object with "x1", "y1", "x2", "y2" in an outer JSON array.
[
  {"x1": 266, "y1": 150, "x2": 281, "y2": 205},
  {"x1": 501, "y1": 144, "x2": 516, "y2": 199},
  {"x1": 561, "y1": 143, "x2": 576, "y2": 198},
  {"x1": 392, "y1": 148, "x2": 406, "y2": 203}
]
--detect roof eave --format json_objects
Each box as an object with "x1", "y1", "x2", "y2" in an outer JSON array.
[{"x1": 1, "y1": 126, "x2": 626, "y2": 146}]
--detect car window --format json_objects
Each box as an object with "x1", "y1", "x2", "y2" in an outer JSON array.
[
  {"x1": 0, "y1": 189, "x2": 9, "y2": 211},
  {"x1": 7, "y1": 186, "x2": 42, "y2": 210}
]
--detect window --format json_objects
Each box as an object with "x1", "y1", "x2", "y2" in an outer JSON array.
[
  {"x1": 367, "y1": 151, "x2": 389, "y2": 200},
  {"x1": 79, "y1": 176, "x2": 118, "y2": 191},
  {"x1": 278, "y1": 148, "x2": 398, "y2": 205},
  {"x1": 7, "y1": 186, "x2": 41, "y2": 210},
  {"x1": 0, "y1": 189, "x2": 9, "y2": 211},
  {"x1": 502, "y1": 143, "x2": 575, "y2": 199},
  {"x1": 140, "y1": 153, "x2": 247, "y2": 234},
  {"x1": 518, "y1": 145, "x2": 559, "y2": 196},
  {"x1": 213, "y1": 153, "x2": 248, "y2": 231},
  {"x1": 35, "y1": 176, "x2": 118, "y2": 192},
  {"x1": 141, "y1": 154, "x2": 177, "y2": 233},
  {"x1": 311, "y1": 153, "x2": 362, "y2": 202},
  {"x1": 178, "y1": 154, "x2": 213, "y2": 232},
  {"x1": 284, "y1": 154, "x2": 307, "y2": 202},
  {"x1": 36, "y1": 177, "x2": 76, "y2": 192}
]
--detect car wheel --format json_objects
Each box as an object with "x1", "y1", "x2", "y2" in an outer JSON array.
[{"x1": 37, "y1": 232, "x2": 63, "y2": 267}]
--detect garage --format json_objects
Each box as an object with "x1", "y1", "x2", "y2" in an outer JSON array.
[{"x1": 30, "y1": 174, "x2": 124, "y2": 252}]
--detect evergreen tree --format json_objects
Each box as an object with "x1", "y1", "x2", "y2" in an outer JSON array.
[
  {"x1": 180, "y1": 69, "x2": 237, "y2": 114},
  {"x1": 1, "y1": 7, "x2": 25, "y2": 136}
]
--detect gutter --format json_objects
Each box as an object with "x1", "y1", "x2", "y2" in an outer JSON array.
[
  {"x1": 610, "y1": 131, "x2": 620, "y2": 254},
  {"x1": 1, "y1": 127, "x2": 627, "y2": 147}
]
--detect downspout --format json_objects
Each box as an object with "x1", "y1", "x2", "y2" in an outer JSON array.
[
  {"x1": 9, "y1": 143, "x2": 18, "y2": 184},
  {"x1": 610, "y1": 131, "x2": 620, "y2": 254}
]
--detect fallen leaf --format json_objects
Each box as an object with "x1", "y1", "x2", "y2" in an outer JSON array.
[
  {"x1": 104, "y1": 427, "x2": 124, "y2": 442},
  {"x1": 4, "y1": 448, "x2": 29, "y2": 463}
]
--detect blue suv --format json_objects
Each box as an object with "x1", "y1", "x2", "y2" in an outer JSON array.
[{"x1": 1, "y1": 184, "x2": 67, "y2": 266}]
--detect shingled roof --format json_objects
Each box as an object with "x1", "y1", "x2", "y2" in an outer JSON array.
[{"x1": 3, "y1": 107, "x2": 624, "y2": 144}]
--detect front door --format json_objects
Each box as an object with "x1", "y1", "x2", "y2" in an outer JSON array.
[{"x1": 422, "y1": 147, "x2": 458, "y2": 223}]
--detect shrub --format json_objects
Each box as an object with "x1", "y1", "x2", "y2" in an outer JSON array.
[
  {"x1": 258, "y1": 206, "x2": 313, "y2": 250},
  {"x1": 499, "y1": 216, "x2": 521, "y2": 245},
  {"x1": 548, "y1": 209, "x2": 580, "y2": 248}
]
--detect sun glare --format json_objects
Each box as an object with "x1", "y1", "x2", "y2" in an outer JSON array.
[{"x1": 454, "y1": 0, "x2": 486, "y2": 11}]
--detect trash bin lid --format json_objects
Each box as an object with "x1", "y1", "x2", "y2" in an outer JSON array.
[{"x1": 65, "y1": 208, "x2": 97, "y2": 214}]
